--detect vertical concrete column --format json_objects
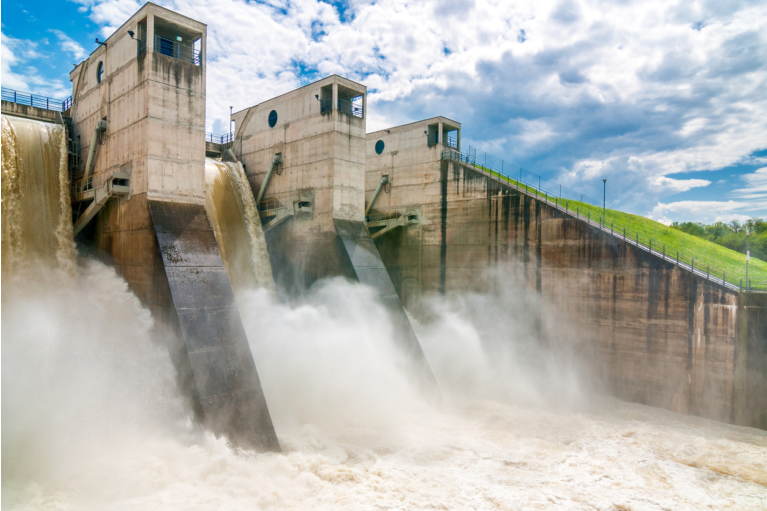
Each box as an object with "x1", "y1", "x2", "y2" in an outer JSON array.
[
  {"x1": 457, "y1": 127, "x2": 461, "y2": 151},
  {"x1": 332, "y1": 82, "x2": 338, "y2": 113},
  {"x1": 438, "y1": 121, "x2": 443, "y2": 145},
  {"x1": 362, "y1": 91, "x2": 367, "y2": 119},
  {"x1": 147, "y1": 14, "x2": 154, "y2": 52}
]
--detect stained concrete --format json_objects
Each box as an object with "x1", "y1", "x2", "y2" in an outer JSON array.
[
  {"x1": 367, "y1": 125, "x2": 767, "y2": 429},
  {"x1": 70, "y1": 3, "x2": 280, "y2": 450},
  {"x1": 150, "y1": 201, "x2": 280, "y2": 451},
  {"x1": 233, "y1": 75, "x2": 367, "y2": 292}
]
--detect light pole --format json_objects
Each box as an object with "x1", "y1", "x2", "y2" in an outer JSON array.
[
  {"x1": 229, "y1": 106, "x2": 233, "y2": 135},
  {"x1": 602, "y1": 178, "x2": 607, "y2": 225},
  {"x1": 746, "y1": 232, "x2": 750, "y2": 284}
]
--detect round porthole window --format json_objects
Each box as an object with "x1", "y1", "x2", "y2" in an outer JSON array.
[
  {"x1": 375, "y1": 140, "x2": 385, "y2": 155},
  {"x1": 97, "y1": 61, "x2": 104, "y2": 83},
  {"x1": 268, "y1": 110, "x2": 278, "y2": 128}
]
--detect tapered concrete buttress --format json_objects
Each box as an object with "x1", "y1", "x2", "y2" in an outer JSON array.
[
  {"x1": 149, "y1": 201, "x2": 280, "y2": 452},
  {"x1": 334, "y1": 219, "x2": 441, "y2": 400}
]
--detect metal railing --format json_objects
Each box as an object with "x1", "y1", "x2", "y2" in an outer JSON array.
[
  {"x1": 70, "y1": 169, "x2": 112, "y2": 198},
  {"x1": 205, "y1": 132, "x2": 234, "y2": 144},
  {"x1": 442, "y1": 148, "x2": 766, "y2": 293},
  {"x1": 2, "y1": 87, "x2": 73, "y2": 112},
  {"x1": 320, "y1": 99, "x2": 332, "y2": 114},
  {"x1": 337, "y1": 97, "x2": 363, "y2": 118},
  {"x1": 257, "y1": 197, "x2": 283, "y2": 212},
  {"x1": 154, "y1": 36, "x2": 201, "y2": 66},
  {"x1": 428, "y1": 133, "x2": 459, "y2": 148}
]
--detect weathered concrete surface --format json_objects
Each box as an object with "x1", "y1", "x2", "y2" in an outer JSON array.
[
  {"x1": 1, "y1": 101, "x2": 60, "y2": 123},
  {"x1": 367, "y1": 132, "x2": 767, "y2": 428},
  {"x1": 70, "y1": 4, "x2": 281, "y2": 450},
  {"x1": 233, "y1": 75, "x2": 367, "y2": 292},
  {"x1": 69, "y1": 3, "x2": 206, "y2": 203},
  {"x1": 149, "y1": 201, "x2": 280, "y2": 451},
  {"x1": 334, "y1": 219, "x2": 440, "y2": 397}
]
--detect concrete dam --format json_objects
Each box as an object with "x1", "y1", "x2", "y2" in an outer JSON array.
[{"x1": 2, "y1": 3, "x2": 767, "y2": 508}]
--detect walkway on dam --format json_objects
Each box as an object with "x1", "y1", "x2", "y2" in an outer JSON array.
[{"x1": 441, "y1": 148, "x2": 763, "y2": 294}]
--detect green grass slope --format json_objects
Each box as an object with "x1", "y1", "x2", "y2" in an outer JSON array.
[{"x1": 474, "y1": 164, "x2": 767, "y2": 289}]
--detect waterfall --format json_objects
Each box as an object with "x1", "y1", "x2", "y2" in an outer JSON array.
[
  {"x1": 204, "y1": 158, "x2": 275, "y2": 294},
  {"x1": 1, "y1": 115, "x2": 75, "y2": 276}
]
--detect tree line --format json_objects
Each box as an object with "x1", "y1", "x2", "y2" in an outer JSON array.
[{"x1": 671, "y1": 218, "x2": 766, "y2": 261}]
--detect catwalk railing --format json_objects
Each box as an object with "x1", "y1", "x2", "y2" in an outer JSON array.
[
  {"x1": 2, "y1": 87, "x2": 72, "y2": 112},
  {"x1": 206, "y1": 132, "x2": 234, "y2": 144},
  {"x1": 442, "y1": 148, "x2": 765, "y2": 293}
]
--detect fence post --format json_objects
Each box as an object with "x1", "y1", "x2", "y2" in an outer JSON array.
[
  {"x1": 649, "y1": 239, "x2": 652, "y2": 252},
  {"x1": 623, "y1": 227, "x2": 626, "y2": 240},
  {"x1": 691, "y1": 258, "x2": 694, "y2": 272},
  {"x1": 707, "y1": 265, "x2": 709, "y2": 278},
  {"x1": 740, "y1": 278, "x2": 743, "y2": 292},
  {"x1": 14, "y1": 90, "x2": 17, "y2": 102}
]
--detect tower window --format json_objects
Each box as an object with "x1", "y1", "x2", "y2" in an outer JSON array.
[
  {"x1": 268, "y1": 110, "x2": 278, "y2": 128},
  {"x1": 375, "y1": 140, "x2": 385, "y2": 155},
  {"x1": 97, "y1": 61, "x2": 104, "y2": 83}
]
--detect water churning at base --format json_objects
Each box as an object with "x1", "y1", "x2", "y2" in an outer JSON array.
[
  {"x1": 204, "y1": 158, "x2": 275, "y2": 294},
  {"x1": 1, "y1": 115, "x2": 75, "y2": 274}
]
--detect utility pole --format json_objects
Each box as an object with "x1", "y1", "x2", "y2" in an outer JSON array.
[
  {"x1": 746, "y1": 232, "x2": 750, "y2": 283},
  {"x1": 602, "y1": 178, "x2": 607, "y2": 224},
  {"x1": 229, "y1": 106, "x2": 233, "y2": 135}
]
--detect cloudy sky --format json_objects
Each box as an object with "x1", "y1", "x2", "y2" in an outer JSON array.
[{"x1": 3, "y1": 0, "x2": 766, "y2": 223}]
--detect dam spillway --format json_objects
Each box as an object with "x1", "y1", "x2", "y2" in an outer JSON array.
[
  {"x1": 2, "y1": 2, "x2": 767, "y2": 508},
  {"x1": 1, "y1": 115, "x2": 75, "y2": 274},
  {"x1": 204, "y1": 158, "x2": 274, "y2": 295}
]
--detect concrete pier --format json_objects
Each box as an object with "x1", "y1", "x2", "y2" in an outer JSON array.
[
  {"x1": 69, "y1": 3, "x2": 279, "y2": 451},
  {"x1": 233, "y1": 75, "x2": 368, "y2": 291},
  {"x1": 233, "y1": 77, "x2": 439, "y2": 393}
]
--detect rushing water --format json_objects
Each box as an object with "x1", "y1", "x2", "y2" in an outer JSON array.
[
  {"x1": 204, "y1": 158, "x2": 274, "y2": 294},
  {"x1": 1, "y1": 115, "x2": 74, "y2": 275},
  {"x1": 2, "y1": 135, "x2": 765, "y2": 510},
  {"x1": 2, "y1": 275, "x2": 766, "y2": 510}
]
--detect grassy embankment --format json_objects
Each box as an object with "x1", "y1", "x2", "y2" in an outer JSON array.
[{"x1": 475, "y1": 164, "x2": 767, "y2": 287}]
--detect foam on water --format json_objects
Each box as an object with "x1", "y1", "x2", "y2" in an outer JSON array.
[{"x1": 2, "y1": 272, "x2": 766, "y2": 510}]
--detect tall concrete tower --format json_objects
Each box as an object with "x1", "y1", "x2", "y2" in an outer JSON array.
[
  {"x1": 232, "y1": 75, "x2": 368, "y2": 290},
  {"x1": 233, "y1": 76, "x2": 440, "y2": 398},
  {"x1": 68, "y1": 3, "x2": 279, "y2": 452}
]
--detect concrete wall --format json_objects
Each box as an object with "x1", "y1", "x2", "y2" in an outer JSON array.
[
  {"x1": 69, "y1": 2, "x2": 206, "y2": 203},
  {"x1": 71, "y1": 2, "x2": 206, "y2": 309},
  {"x1": 1, "y1": 101, "x2": 60, "y2": 123},
  {"x1": 367, "y1": 134, "x2": 767, "y2": 429},
  {"x1": 233, "y1": 75, "x2": 367, "y2": 291}
]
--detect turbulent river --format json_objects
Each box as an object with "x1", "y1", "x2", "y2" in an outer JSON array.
[
  {"x1": 3, "y1": 272, "x2": 766, "y2": 511},
  {"x1": 1, "y1": 118, "x2": 765, "y2": 510}
]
